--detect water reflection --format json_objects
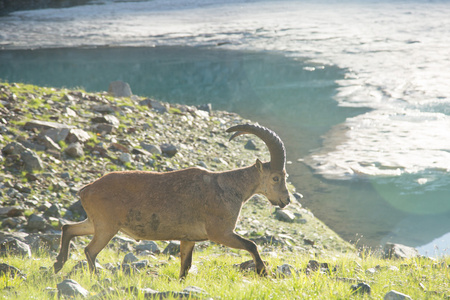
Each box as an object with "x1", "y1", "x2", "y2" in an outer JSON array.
[{"x1": 1, "y1": 46, "x2": 448, "y2": 250}]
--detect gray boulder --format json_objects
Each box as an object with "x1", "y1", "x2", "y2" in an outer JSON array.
[
  {"x1": 21, "y1": 149, "x2": 44, "y2": 171},
  {"x1": 135, "y1": 241, "x2": 160, "y2": 254},
  {"x1": 274, "y1": 208, "x2": 296, "y2": 223},
  {"x1": 160, "y1": 143, "x2": 178, "y2": 157},
  {"x1": 384, "y1": 243, "x2": 419, "y2": 259},
  {"x1": 384, "y1": 290, "x2": 412, "y2": 300},
  {"x1": 40, "y1": 127, "x2": 70, "y2": 143},
  {"x1": 67, "y1": 128, "x2": 91, "y2": 144},
  {"x1": 0, "y1": 263, "x2": 26, "y2": 279},
  {"x1": 351, "y1": 282, "x2": 371, "y2": 296},
  {"x1": 57, "y1": 279, "x2": 89, "y2": 298},
  {"x1": 244, "y1": 139, "x2": 257, "y2": 150},
  {"x1": 0, "y1": 237, "x2": 31, "y2": 258},
  {"x1": 2, "y1": 142, "x2": 26, "y2": 155},
  {"x1": 41, "y1": 135, "x2": 62, "y2": 152},
  {"x1": 91, "y1": 115, "x2": 120, "y2": 128},
  {"x1": 276, "y1": 263, "x2": 296, "y2": 278},
  {"x1": 119, "y1": 153, "x2": 134, "y2": 164},
  {"x1": 24, "y1": 120, "x2": 74, "y2": 131},
  {"x1": 108, "y1": 81, "x2": 132, "y2": 98},
  {"x1": 162, "y1": 241, "x2": 180, "y2": 255},
  {"x1": 123, "y1": 252, "x2": 139, "y2": 264},
  {"x1": 27, "y1": 214, "x2": 47, "y2": 231},
  {"x1": 140, "y1": 142, "x2": 162, "y2": 155},
  {"x1": 65, "y1": 142, "x2": 84, "y2": 158}
]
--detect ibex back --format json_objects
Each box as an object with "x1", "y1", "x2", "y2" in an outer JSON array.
[{"x1": 54, "y1": 123, "x2": 290, "y2": 279}]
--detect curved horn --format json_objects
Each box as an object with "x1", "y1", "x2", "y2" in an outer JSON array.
[{"x1": 226, "y1": 123, "x2": 286, "y2": 171}]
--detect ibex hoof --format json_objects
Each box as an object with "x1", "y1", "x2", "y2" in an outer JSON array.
[{"x1": 53, "y1": 261, "x2": 63, "y2": 274}]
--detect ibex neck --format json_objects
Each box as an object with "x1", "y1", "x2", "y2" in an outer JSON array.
[{"x1": 218, "y1": 165, "x2": 260, "y2": 203}]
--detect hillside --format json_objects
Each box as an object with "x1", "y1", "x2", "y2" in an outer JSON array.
[{"x1": 0, "y1": 81, "x2": 354, "y2": 257}]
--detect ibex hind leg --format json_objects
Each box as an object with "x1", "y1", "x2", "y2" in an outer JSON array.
[
  {"x1": 54, "y1": 218, "x2": 94, "y2": 273},
  {"x1": 84, "y1": 224, "x2": 118, "y2": 273}
]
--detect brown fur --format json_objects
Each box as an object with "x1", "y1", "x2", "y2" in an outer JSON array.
[{"x1": 54, "y1": 146, "x2": 290, "y2": 279}]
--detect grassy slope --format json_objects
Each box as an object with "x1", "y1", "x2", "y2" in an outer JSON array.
[{"x1": 1, "y1": 82, "x2": 449, "y2": 299}]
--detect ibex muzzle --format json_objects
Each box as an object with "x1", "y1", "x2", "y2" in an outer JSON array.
[{"x1": 54, "y1": 123, "x2": 290, "y2": 279}]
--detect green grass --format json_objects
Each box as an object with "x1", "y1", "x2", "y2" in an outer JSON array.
[
  {"x1": 1, "y1": 81, "x2": 449, "y2": 299},
  {"x1": 1, "y1": 245, "x2": 449, "y2": 299}
]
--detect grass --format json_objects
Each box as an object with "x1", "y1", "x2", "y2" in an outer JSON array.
[
  {"x1": 1, "y1": 81, "x2": 449, "y2": 299},
  {"x1": 1, "y1": 244, "x2": 449, "y2": 299}
]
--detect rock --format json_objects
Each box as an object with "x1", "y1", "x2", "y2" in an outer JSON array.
[
  {"x1": 108, "y1": 81, "x2": 132, "y2": 98},
  {"x1": 41, "y1": 135, "x2": 61, "y2": 151},
  {"x1": 27, "y1": 214, "x2": 47, "y2": 231},
  {"x1": 2, "y1": 217, "x2": 24, "y2": 229},
  {"x1": 38, "y1": 234, "x2": 61, "y2": 251},
  {"x1": 131, "y1": 260, "x2": 149, "y2": 270},
  {"x1": 160, "y1": 143, "x2": 178, "y2": 157},
  {"x1": 20, "y1": 149, "x2": 44, "y2": 171},
  {"x1": 276, "y1": 263, "x2": 296, "y2": 278},
  {"x1": 162, "y1": 241, "x2": 180, "y2": 255},
  {"x1": 2, "y1": 142, "x2": 26, "y2": 155},
  {"x1": 140, "y1": 142, "x2": 162, "y2": 155},
  {"x1": 119, "y1": 152, "x2": 134, "y2": 164},
  {"x1": 351, "y1": 282, "x2": 371, "y2": 296},
  {"x1": 57, "y1": 279, "x2": 89, "y2": 298},
  {"x1": 92, "y1": 105, "x2": 115, "y2": 114},
  {"x1": 0, "y1": 237, "x2": 31, "y2": 258},
  {"x1": 0, "y1": 263, "x2": 26, "y2": 279},
  {"x1": 64, "y1": 107, "x2": 78, "y2": 117},
  {"x1": 123, "y1": 252, "x2": 139, "y2": 264},
  {"x1": 135, "y1": 241, "x2": 160, "y2": 254},
  {"x1": 251, "y1": 235, "x2": 284, "y2": 246},
  {"x1": 197, "y1": 103, "x2": 212, "y2": 114},
  {"x1": 92, "y1": 123, "x2": 115, "y2": 134},
  {"x1": 131, "y1": 148, "x2": 152, "y2": 156},
  {"x1": 305, "y1": 260, "x2": 330, "y2": 273},
  {"x1": 244, "y1": 139, "x2": 258, "y2": 150},
  {"x1": 64, "y1": 142, "x2": 84, "y2": 158},
  {"x1": 274, "y1": 208, "x2": 296, "y2": 223},
  {"x1": 67, "y1": 128, "x2": 91, "y2": 144},
  {"x1": 234, "y1": 259, "x2": 269, "y2": 272},
  {"x1": 24, "y1": 120, "x2": 74, "y2": 131},
  {"x1": 91, "y1": 115, "x2": 120, "y2": 128},
  {"x1": 293, "y1": 192, "x2": 304, "y2": 202},
  {"x1": 183, "y1": 286, "x2": 209, "y2": 297},
  {"x1": 44, "y1": 203, "x2": 61, "y2": 218},
  {"x1": 384, "y1": 243, "x2": 419, "y2": 259},
  {"x1": 68, "y1": 200, "x2": 87, "y2": 219},
  {"x1": 140, "y1": 99, "x2": 168, "y2": 113},
  {"x1": 384, "y1": 290, "x2": 412, "y2": 300},
  {"x1": 40, "y1": 127, "x2": 70, "y2": 143},
  {"x1": 194, "y1": 109, "x2": 209, "y2": 119},
  {"x1": 0, "y1": 206, "x2": 24, "y2": 217},
  {"x1": 120, "y1": 263, "x2": 140, "y2": 275}
]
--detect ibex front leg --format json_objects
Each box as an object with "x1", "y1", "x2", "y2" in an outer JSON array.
[
  {"x1": 179, "y1": 241, "x2": 195, "y2": 280},
  {"x1": 212, "y1": 232, "x2": 267, "y2": 276}
]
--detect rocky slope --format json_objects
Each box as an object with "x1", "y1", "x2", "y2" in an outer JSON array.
[{"x1": 0, "y1": 81, "x2": 354, "y2": 258}]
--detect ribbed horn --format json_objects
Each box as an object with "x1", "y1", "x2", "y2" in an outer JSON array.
[{"x1": 226, "y1": 123, "x2": 286, "y2": 171}]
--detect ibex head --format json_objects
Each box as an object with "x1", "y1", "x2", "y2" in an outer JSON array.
[{"x1": 227, "y1": 124, "x2": 291, "y2": 208}]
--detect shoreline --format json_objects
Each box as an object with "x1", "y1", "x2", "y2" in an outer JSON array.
[{"x1": 0, "y1": 81, "x2": 355, "y2": 256}]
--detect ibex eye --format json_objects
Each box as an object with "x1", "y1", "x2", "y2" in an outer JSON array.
[{"x1": 273, "y1": 176, "x2": 279, "y2": 182}]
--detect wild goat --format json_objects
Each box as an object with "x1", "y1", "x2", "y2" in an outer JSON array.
[{"x1": 54, "y1": 123, "x2": 290, "y2": 278}]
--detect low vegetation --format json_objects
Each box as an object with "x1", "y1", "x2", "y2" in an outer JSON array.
[{"x1": 0, "y1": 82, "x2": 448, "y2": 299}]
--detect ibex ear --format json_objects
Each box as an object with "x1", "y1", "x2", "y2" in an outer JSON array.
[{"x1": 255, "y1": 159, "x2": 264, "y2": 172}]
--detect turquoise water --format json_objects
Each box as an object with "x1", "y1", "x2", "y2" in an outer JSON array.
[{"x1": 2, "y1": 46, "x2": 450, "y2": 253}]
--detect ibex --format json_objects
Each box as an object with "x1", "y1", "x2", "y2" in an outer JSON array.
[{"x1": 54, "y1": 123, "x2": 290, "y2": 278}]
